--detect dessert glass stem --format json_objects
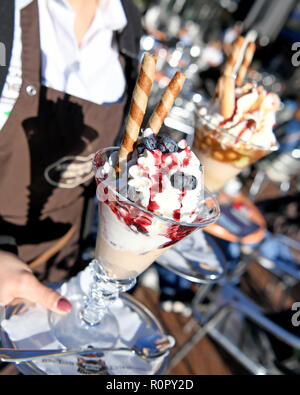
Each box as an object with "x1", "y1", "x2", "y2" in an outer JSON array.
[{"x1": 80, "y1": 259, "x2": 136, "y2": 327}]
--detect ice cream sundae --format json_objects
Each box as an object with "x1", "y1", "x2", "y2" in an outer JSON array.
[
  {"x1": 193, "y1": 36, "x2": 280, "y2": 192},
  {"x1": 93, "y1": 53, "x2": 218, "y2": 279}
]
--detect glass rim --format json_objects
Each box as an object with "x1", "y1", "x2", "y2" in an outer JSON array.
[
  {"x1": 92, "y1": 146, "x2": 220, "y2": 228},
  {"x1": 195, "y1": 108, "x2": 279, "y2": 152}
]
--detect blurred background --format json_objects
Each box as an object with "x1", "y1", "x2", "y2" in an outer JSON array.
[{"x1": 138, "y1": 0, "x2": 300, "y2": 100}]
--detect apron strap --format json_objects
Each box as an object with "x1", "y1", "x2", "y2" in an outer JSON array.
[
  {"x1": 29, "y1": 225, "x2": 77, "y2": 269},
  {"x1": 20, "y1": 0, "x2": 41, "y2": 83}
]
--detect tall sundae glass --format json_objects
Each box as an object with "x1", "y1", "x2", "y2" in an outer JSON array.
[
  {"x1": 49, "y1": 146, "x2": 219, "y2": 348},
  {"x1": 49, "y1": 54, "x2": 220, "y2": 349}
]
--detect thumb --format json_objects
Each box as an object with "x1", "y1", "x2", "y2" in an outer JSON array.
[{"x1": 17, "y1": 272, "x2": 72, "y2": 314}]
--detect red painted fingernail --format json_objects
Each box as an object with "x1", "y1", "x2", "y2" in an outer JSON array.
[{"x1": 56, "y1": 297, "x2": 72, "y2": 313}]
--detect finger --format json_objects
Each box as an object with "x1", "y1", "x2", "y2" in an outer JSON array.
[{"x1": 16, "y1": 272, "x2": 72, "y2": 314}]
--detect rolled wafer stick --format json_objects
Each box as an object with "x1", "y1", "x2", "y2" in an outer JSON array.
[
  {"x1": 146, "y1": 71, "x2": 186, "y2": 135},
  {"x1": 118, "y1": 53, "x2": 157, "y2": 165},
  {"x1": 223, "y1": 36, "x2": 245, "y2": 77},
  {"x1": 236, "y1": 41, "x2": 256, "y2": 86},
  {"x1": 248, "y1": 85, "x2": 265, "y2": 113},
  {"x1": 213, "y1": 36, "x2": 245, "y2": 100},
  {"x1": 240, "y1": 81, "x2": 255, "y2": 95},
  {"x1": 219, "y1": 75, "x2": 236, "y2": 119}
]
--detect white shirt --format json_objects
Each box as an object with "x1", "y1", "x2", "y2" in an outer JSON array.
[
  {"x1": 0, "y1": 0, "x2": 128, "y2": 130},
  {"x1": 38, "y1": 0, "x2": 127, "y2": 104}
]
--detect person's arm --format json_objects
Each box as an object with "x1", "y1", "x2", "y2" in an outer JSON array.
[
  {"x1": 0, "y1": 3, "x2": 71, "y2": 315},
  {"x1": 0, "y1": 250, "x2": 72, "y2": 314}
]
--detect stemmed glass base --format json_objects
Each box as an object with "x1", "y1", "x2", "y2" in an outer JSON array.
[{"x1": 48, "y1": 260, "x2": 136, "y2": 349}]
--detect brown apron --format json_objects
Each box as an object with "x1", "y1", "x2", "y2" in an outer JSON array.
[{"x1": 0, "y1": 1, "x2": 125, "y2": 282}]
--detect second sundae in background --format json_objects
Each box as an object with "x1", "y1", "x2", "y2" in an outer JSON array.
[
  {"x1": 93, "y1": 53, "x2": 218, "y2": 279},
  {"x1": 193, "y1": 36, "x2": 280, "y2": 193}
]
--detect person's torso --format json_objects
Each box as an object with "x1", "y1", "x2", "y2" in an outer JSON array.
[{"x1": 0, "y1": 0, "x2": 128, "y2": 263}]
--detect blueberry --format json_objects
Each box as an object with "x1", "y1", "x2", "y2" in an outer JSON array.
[
  {"x1": 136, "y1": 143, "x2": 145, "y2": 155},
  {"x1": 157, "y1": 143, "x2": 167, "y2": 153},
  {"x1": 184, "y1": 175, "x2": 197, "y2": 190},
  {"x1": 171, "y1": 172, "x2": 197, "y2": 191},
  {"x1": 142, "y1": 135, "x2": 157, "y2": 151},
  {"x1": 157, "y1": 135, "x2": 178, "y2": 153}
]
